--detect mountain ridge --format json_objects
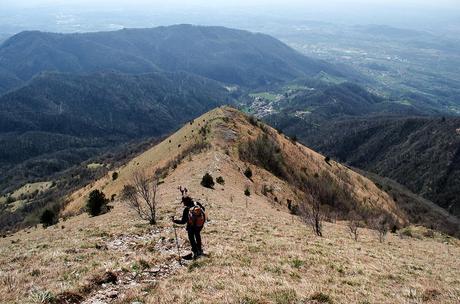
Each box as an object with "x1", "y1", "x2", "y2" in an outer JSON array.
[{"x1": 0, "y1": 24, "x2": 348, "y2": 94}]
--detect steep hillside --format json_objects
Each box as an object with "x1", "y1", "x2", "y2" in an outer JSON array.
[
  {"x1": 62, "y1": 106, "x2": 404, "y2": 224},
  {"x1": 0, "y1": 106, "x2": 459, "y2": 304},
  {"x1": 0, "y1": 24, "x2": 346, "y2": 94},
  {"x1": 268, "y1": 114, "x2": 460, "y2": 218},
  {"x1": 0, "y1": 71, "x2": 231, "y2": 138}
]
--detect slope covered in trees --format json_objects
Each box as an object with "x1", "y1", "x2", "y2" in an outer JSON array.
[
  {"x1": 268, "y1": 114, "x2": 460, "y2": 217},
  {"x1": 0, "y1": 71, "x2": 233, "y2": 193},
  {"x1": 0, "y1": 24, "x2": 348, "y2": 94}
]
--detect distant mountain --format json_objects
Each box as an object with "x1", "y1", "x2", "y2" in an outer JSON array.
[
  {"x1": 0, "y1": 71, "x2": 233, "y2": 191},
  {"x1": 268, "y1": 114, "x2": 460, "y2": 217},
  {"x1": 0, "y1": 24, "x2": 346, "y2": 94},
  {"x1": 0, "y1": 67, "x2": 22, "y2": 94}
]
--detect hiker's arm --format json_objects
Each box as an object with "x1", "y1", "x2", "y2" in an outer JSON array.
[{"x1": 173, "y1": 208, "x2": 188, "y2": 224}]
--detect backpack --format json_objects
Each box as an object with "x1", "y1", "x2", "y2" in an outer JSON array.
[{"x1": 188, "y1": 202, "x2": 206, "y2": 228}]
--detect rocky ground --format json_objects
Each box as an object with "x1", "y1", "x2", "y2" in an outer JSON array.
[{"x1": 80, "y1": 227, "x2": 189, "y2": 304}]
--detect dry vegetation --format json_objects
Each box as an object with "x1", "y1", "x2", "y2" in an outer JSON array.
[{"x1": 0, "y1": 107, "x2": 459, "y2": 303}]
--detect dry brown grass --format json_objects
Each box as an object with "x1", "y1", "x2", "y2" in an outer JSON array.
[
  {"x1": 11, "y1": 181, "x2": 53, "y2": 199},
  {"x1": 1, "y1": 107, "x2": 459, "y2": 303}
]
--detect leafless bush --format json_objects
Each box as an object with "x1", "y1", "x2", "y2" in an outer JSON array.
[
  {"x1": 373, "y1": 215, "x2": 392, "y2": 243},
  {"x1": 299, "y1": 193, "x2": 324, "y2": 237},
  {"x1": 121, "y1": 172, "x2": 158, "y2": 225},
  {"x1": 347, "y1": 211, "x2": 362, "y2": 241}
]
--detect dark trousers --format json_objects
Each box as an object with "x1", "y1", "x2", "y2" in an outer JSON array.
[{"x1": 187, "y1": 227, "x2": 202, "y2": 254}]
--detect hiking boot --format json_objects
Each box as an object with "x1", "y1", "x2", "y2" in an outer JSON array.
[{"x1": 182, "y1": 253, "x2": 194, "y2": 260}]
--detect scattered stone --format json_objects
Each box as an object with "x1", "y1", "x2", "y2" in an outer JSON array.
[
  {"x1": 95, "y1": 243, "x2": 108, "y2": 250},
  {"x1": 81, "y1": 227, "x2": 186, "y2": 303},
  {"x1": 107, "y1": 290, "x2": 118, "y2": 298},
  {"x1": 54, "y1": 291, "x2": 84, "y2": 304},
  {"x1": 90, "y1": 271, "x2": 117, "y2": 286}
]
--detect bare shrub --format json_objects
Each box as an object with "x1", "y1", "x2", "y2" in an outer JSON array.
[
  {"x1": 121, "y1": 172, "x2": 158, "y2": 225},
  {"x1": 373, "y1": 215, "x2": 392, "y2": 243},
  {"x1": 299, "y1": 193, "x2": 324, "y2": 237},
  {"x1": 347, "y1": 211, "x2": 362, "y2": 241}
]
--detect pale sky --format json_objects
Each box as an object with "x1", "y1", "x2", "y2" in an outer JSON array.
[
  {"x1": 1, "y1": 0, "x2": 459, "y2": 34},
  {"x1": 2, "y1": 0, "x2": 459, "y2": 9}
]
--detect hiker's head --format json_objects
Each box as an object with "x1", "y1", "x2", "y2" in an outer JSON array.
[{"x1": 182, "y1": 196, "x2": 194, "y2": 207}]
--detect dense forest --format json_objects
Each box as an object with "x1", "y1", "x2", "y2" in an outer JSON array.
[
  {"x1": 0, "y1": 24, "x2": 353, "y2": 94},
  {"x1": 0, "y1": 71, "x2": 234, "y2": 192}
]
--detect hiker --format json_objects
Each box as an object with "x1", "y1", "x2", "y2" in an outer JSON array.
[{"x1": 172, "y1": 196, "x2": 206, "y2": 259}]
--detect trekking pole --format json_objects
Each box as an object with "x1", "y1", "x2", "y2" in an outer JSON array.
[{"x1": 172, "y1": 221, "x2": 182, "y2": 266}]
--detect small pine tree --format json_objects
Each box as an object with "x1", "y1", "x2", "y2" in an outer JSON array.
[
  {"x1": 201, "y1": 173, "x2": 215, "y2": 189},
  {"x1": 40, "y1": 209, "x2": 57, "y2": 228},
  {"x1": 244, "y1": 167, "x2": 253, "y2": 179},
  {"x1": 86, "y1": 189, "x2": 109, "y2": 216},
  {"x1": 112, "y1": 172, "x2": 119, "y2": 181},
  {"x1": 244, "y1": 188, "x2": 251, "y2": 196},
  {"x1": 5, "y1": 196, "x2": 14, "y2": 204},
  {"x1": 248, "y1": 115, "x2": 258, "y2": 126},
  {"x1": 216, "y1": 176, "x2": 225, "y2": 185}
]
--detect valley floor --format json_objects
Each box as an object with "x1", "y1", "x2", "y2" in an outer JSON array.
[{"x1": 1, "y1": 149, "x2": 459, "y2": 304}]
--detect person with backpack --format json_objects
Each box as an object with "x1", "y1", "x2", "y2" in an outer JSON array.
[{"x1": 172, "y1": 196, "x2": 206, "y2": 259}]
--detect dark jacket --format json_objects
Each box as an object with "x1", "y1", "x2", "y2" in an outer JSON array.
[{"x1": 173, "y1": 201, "x2": 205, "y2": 230}]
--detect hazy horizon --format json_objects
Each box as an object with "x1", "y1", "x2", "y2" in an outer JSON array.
[{"x1": 1, "y1": 0, "x2": 459, "y2": 36}]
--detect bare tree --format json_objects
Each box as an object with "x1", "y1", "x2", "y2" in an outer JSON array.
[
  {"x1": 373, "y1": 215, "x2": 391, "y2": 243},
  {"x1": 299, "y1": 194, "x2": 324, "y2": 237},
  {"x1": 121, "y1": 172, "x2": 158, "y2": 225},
  {"x1": 347, "y1": 211, "x2": 361, "y2": 241}
]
